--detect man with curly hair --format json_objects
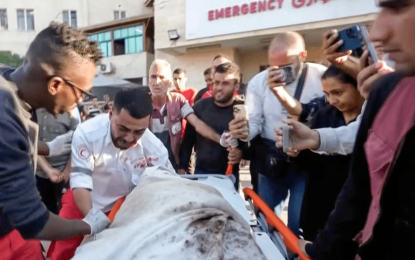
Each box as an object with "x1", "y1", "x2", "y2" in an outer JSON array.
[{"x1": 0, "y1": 22, "x2": 110, "y2": 260}]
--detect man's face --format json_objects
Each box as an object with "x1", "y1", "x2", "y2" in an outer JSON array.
[
  {"x1": 370, "y1": 0, "x2": 415, "y2": 75},
  {"x1": 92, "y1": 98, "x2": 98, "y2": 106},
  {"x1": 51, "y1": 60, "x2": 96, "y2": 115},
  {"x1": 104, "y1": 94, "x2": 109, "y2": 102},
  {"x1": 204, "y1": 73, "x2": 214, "y2": 86},
  {"x1": 109, "y1": 108, "x2": 149, "y2": 150},
  {"x1": 149, "y1": 65, "x2": 171, "y2": 97},
  {"x1": 17, "y1": 46, "x2": 96, "y2": 115},
  {"x1": 268, "y1": 50, "x2": 304, "y2": 78},
  {"x1": 173, "y1": 72, "x2": 187, "y2": 91},
  {"x1": 212, "y1": 72, "x2": 239, "y2": 104}
]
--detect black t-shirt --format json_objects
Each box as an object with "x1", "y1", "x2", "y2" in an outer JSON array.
[
  {"x1": 194, "y1": 86, "x2": 209, "y2": 104},
  {"x1": 180, "y1": 98, "x2": 244, "y2": 174}
]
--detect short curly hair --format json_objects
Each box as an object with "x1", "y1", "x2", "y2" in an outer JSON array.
[{"x1": 31, "y1": 21, "x2": 102, "y2": 70}]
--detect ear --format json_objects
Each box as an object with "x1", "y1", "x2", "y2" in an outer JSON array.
[
  {"x1": 47, "y1": 77, "x2": 64, "y2": 96},
  {"x1": 300, "y1": 51, "x2": 308, "y2": 61},
  {"x1": 109, "y1": 110, "x2": 113, "y2": 120}
]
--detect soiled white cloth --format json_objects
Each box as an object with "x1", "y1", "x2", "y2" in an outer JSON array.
[{"x1": 72, "y1": 166, "x2": 266, "y2": 260}]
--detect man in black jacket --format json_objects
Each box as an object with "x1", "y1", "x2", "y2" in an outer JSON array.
[
  {"x1": 296, "y1": 1, "x2": 415, "y2": 259},
  {"x1": 0, "y1": 22, "x2": 110, "y2": 260}
]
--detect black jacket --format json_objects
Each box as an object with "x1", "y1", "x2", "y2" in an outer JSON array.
[{"x1": 306, "y1": 73, "x2": 415, "y2": 260}]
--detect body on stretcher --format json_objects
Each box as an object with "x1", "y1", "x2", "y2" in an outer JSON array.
[{"x1": 108, "y1": 174, "x2": 310, "y2": 260}]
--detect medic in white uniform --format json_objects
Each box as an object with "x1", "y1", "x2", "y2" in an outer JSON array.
[{"x1": 48, "y1": 88, "x2": 174, "y2": 260}]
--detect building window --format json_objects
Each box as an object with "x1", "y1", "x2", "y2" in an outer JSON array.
[
  {"x1": 0, "y1": 9, "x2": 8, "y2": 30},
  {"x1": 63, "y1": 10, "x2": 77, "y2": 28},
  {"x1": 114, "y1": 11, "x2": 126, "y2": 20},
  {"x1": 113, "y1": 25, "x2": 143, "y2": 56},
  {"x1": 89, "y1": 31, "x2": 112, "y2": 57},
  {"x1": 17, "y1": 9, "x2": 34, "y2": 31}
]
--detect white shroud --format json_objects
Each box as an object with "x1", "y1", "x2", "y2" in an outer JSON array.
[{"x1": 72, "y1": 166, "x2": 266, "y2": 260}]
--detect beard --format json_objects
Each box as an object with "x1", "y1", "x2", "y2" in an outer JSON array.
[
  {"x1": 213, "y1": 90, "x2": 234, "y2": 104},
  {"x1": 113, "y1": 137, "x2": 134, "y2": 150}
]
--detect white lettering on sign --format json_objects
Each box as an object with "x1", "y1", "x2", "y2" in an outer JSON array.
[{"x1": 186, "y1": 0, "x2": 378, "y2": 40}]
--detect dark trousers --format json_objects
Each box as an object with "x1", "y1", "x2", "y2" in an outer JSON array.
[{"x1": 36, "y1": 175, "x2": 65, "y2": 214}]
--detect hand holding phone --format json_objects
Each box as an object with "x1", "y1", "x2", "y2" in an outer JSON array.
[{"x1": 359, "y1": 24, "x2": 379, "y2": 64}]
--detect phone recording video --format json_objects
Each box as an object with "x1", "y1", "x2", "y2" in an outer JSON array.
[
  {"x1": 336, "y1": 24, "x2": 379, "y2": 63},
  {"x1": 273, "y1": 65, "x2": 296, "y2": 84}
]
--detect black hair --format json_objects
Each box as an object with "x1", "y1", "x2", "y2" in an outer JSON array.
[
  {"x1": 113, "y1": 88, "x2": 153, "y2": 119},
  {"x1": 322, "y1": 65, "x2": 357, "y2": 87},
  {"x1": 214, "y1": 62, "x2": 241, "y2": 83},
  {"x1": 173, "y1": 68, "x2": 186, "y2": 75},
  {"x1": 30, "y1": 21, "x2": 102, "y2": 71},
  {"x1": 204, "y1": 67, "x2": 212, "y2": 76}
]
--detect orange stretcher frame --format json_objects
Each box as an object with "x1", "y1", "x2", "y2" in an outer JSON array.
[
  {"x1": 243, "y1": 188, "x2": 312, "y2": 260},
  {"x1": 108, "y1": 197, "x2": 126, "y2": 222}
]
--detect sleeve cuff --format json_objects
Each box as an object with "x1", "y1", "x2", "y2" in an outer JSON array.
[
  {"x1": 17, "y1": 207, "x2": 50, "y2": 239},
  {"x1": 70, "y1": 173, "x2": 93, "y2": 190},
  {"x1": 315, "y1": 128, "x2": 338, "y2": 154}
]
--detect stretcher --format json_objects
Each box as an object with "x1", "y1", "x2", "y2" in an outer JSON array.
[{"x1": 108, "y1": 174, "x2": 311, "y2": 260}]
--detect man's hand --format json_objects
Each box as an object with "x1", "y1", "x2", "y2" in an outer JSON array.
[
  {"x1": 178, "y1": 169, "x2": 186, "y2": 175},
  {"x1": 322, "y1": 30, "x2": 352, "y2": 65},
  {"x1": 275, "y1": 119, "x2": 320, "y2": 151},
  {"x1": 229, "y1": 118, "x2": 249, "y2": 141},
  {"x1": 298, "y1": 239, "x2": 312, "y2": 257},
  {"x1": 228, "y1": 148, "x2": 242, "y2": 165},
  {"x1": 82, "y1": 208, "x2": 111, "y2": 235},
  {"x1": 46, "y1": 131, "x2": 73, "y2": 157},
  {"x1": 45, "y1": 167, "x2": 64, "y2": 184},
  {"x1": 268, "y1": 66, "x2": 285, "y2": 89},
  {"x1": 357, "y1": 50, "x2": 394, "y2": 99}
]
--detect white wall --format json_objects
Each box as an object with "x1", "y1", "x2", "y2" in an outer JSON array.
[
  {"x1": 0, "y1": 0, "x2": 151, "y2": 56},
  {"x1": 86, "y1": 0, "x2": 153, "y2": 25},
  {"x1": 0, "y1": 0, "x2": 88, "y2": 56},
  {"x1": 154, "y1": 0, "x2": 377, "y2": 52},
  {"x1": 98, "y1": 51, "x2": 154, "y2": 80}
]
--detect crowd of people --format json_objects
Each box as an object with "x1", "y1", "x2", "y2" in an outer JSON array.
[{"x1": 1, "y1": 1, "x2": 415, "y2": 259}]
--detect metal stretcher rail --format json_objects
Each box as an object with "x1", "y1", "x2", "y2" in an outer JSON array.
[{"x1": 243, "y1": 188, "x2": 312, "y2": 260}]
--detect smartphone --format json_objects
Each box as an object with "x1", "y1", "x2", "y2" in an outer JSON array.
[
  {"x1": 233, "y1": 104, "x2": 248, "y2": 120},
  {"x1": 359, "y1": 24, "x2": 380, "y2": 63},
  {"x1": 337, "y1": 25, "x2": 363, "y2": 53},
  {"x1": 282, "y1": 124, "x2": 290, "y2": 153},
  {"x1": 274, "y1": 65, "x2": 296, "y2": 84},
  {"x1": 233, "y1": 104, "x2": 249, "y2": 142}
]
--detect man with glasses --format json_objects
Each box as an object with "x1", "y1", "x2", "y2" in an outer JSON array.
[
  {"x1": 194, "y1": 54, "x2": 232, "y2": 103},
  {"x1": 246, "y1": 32, "x2": 326, "y2": 237},
  {"x1": 0, "y1": 22, "x2": 109, "y2": 260}
]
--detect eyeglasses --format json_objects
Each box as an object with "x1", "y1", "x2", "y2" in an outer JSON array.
[{"x1": 49, "y1": 76, "x2": 95, "y2": 102}]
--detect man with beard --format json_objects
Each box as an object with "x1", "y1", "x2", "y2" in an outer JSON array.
[
  {"x1": 0, "y1": 22, "x2": 109, "y2": 260},
  {"x1": 297, "y1": 0, "x2": 415, "y2": 259},
  {"x1": 246, "y1": 32, "x2": 325, "y2": 236},
  {"x1": 48, "y1": 88, "x2": 174, "y2": 260},
  {"x1": 179, "y1": 63, "x2": 245, "y2": 190}
]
